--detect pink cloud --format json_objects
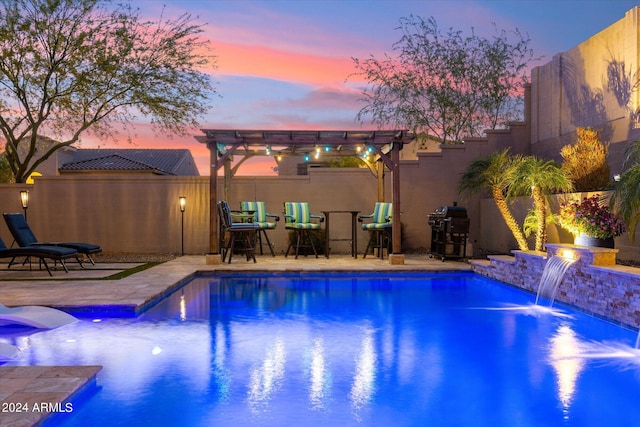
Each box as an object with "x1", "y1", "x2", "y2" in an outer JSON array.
[{"x1": 213, "y1": 40, "x2": 358, "y2": 87}]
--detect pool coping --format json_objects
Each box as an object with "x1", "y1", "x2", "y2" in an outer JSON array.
[{"x1": 0, "y1": 365, "x2": 102, "y2": 427}]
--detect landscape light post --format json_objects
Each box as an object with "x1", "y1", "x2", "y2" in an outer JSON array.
[
  {"x1": 20, "y1": 190, "x2": 29, "y2": 221},
  {"x1": 179, "y1": 196, "x2": 186, "y2": 256}
]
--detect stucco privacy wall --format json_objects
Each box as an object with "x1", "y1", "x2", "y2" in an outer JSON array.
[
  {"x1": 0, "y1": 171, "x2": 386, "y2": 254},
  {"x1": 0, "y1": 130, "x2": 523, "y2": 255},
  {"x1": 0, "y1": 176, "x2": 210, "y2": 254},
  {"x1": 530, "y1": 6, "x2": 640, "y2": 174}
]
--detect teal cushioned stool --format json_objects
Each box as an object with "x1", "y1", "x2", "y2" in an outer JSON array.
[
  {"x1": 240, "y1": 201, "x2": 279, "y2": 256},
  {"x1": 358, "y1": 202, "x2": 392, "y2": 258},
  {"x1": 283, "y1": 202, "x2": 324, "y2": 258},
  {"x1": 217, "y1": 201, "x2": 259, "y2": 263}
]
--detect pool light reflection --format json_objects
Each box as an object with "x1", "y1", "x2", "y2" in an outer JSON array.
[
  {"x1": 350, "y1": 328, "x2": 377, "y2": 415},
  {"x1": 179, "y1": 294, "x2": 186, "y2": 321},
  {"x1": 549, "y1": 325, "x2": 584, "y2": 416},
  {"x1": 309, "y1": 338, "x2": 329, "y2": 409},
  {"x1": 248, "y1": 336, "x2": 287, "y2": 411}
]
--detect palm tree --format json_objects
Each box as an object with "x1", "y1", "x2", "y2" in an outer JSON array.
[
  {"x1": 611, "y1": 140, "x2": 640, "y2": 240},
  {"x1": 458, "y1": 149, "x2": 529, "y2": 251},
  {"x1": 509, "y1": 157, "x2": 573, "y2": 251}
]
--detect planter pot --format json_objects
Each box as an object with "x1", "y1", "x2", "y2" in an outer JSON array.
[{"x1": 574, "y1": 233, "x2": 615, "y2": 248}]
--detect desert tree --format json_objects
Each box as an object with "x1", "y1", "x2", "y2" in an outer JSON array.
[
  {"x1": 351, "y1": 15, "x2": 535, "y2": 144},
  {"x1": 0, "y1": 0, "x2": 216, "y2": 183}
]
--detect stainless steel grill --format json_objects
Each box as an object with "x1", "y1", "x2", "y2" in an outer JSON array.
[{"x1": 428, "y1": 203, "x2": 470, "y2": 261}]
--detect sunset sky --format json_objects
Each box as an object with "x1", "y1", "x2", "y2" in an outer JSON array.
[{"x1": 80, "y1": 0, "x2": 640, "y2": 175}]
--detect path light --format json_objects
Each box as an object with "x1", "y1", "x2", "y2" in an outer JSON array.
[
  {"x1": 20, "y1": 190, "x2": 29, "y2": 221},
  {"x1": 179, "y1": 196, "x2": 186, "y2": 256}
]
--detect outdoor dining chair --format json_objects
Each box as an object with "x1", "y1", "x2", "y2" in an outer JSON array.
[
  {"x1": 283, "y1": 202, "x2": 324, "y2": 259},
  {"x1": 358, "y1": 202, "x2": 392, "y2": 258},
  {"x1": 240, "y1": 201, "x2": 279, "y2": 256},
  {"x1": 217, "y1": 201, "x2": 259, "y2": 263}
]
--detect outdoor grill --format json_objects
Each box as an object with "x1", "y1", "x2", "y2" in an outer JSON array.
[{"x1": 428, "y1": 203, "x2": 470, "y2": 261}]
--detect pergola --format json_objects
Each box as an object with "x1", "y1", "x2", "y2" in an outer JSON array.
[{"x1": 199, "y1": 129, "x2": 415, "y2": 264}]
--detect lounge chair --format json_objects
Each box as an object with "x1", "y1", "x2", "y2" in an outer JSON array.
[
  {"x1": 3, "y1": 213, "x2": 101, "y2": 265},
  {"x1": 283, "y1": 202, "x2": 324, "y2": 258},
  {"x1": 359, "y1": 202, "x2": 392, "y2": 258},
  {"x1": 240, "y1": 201, "x2": 279, "y2": 256},
  {"x1": 0, "y1": 303, "x2": 77, "y2": 329},
  {"x1": 0, "y1": 235, "x2": 77, "y2": 275},
  {"x1": 218, "y1": 201, "x2": 260, "y2": 263}
]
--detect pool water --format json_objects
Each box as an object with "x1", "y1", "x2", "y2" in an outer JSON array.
[{"x1": 4, "y1": 272, "x2": 640, "y2": 426}]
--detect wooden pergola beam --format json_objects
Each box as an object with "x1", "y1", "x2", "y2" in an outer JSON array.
[{"x1": 200, "y1": 129, "x2": 414, "y2": 264}]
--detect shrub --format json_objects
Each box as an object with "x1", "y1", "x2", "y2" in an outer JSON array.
[
  {"x1": 557, "y1": 195, "x2": 625, "y2": 239},
  {"x1": 560, "y1": 127, "x2": 610, "y2": 191}
]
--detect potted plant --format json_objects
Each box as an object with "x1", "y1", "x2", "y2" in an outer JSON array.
[{"x1": 557, "y1": 195, "x2": 626, "y2": 248}]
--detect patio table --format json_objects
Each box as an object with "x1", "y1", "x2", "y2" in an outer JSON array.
[{"x1": 322, "y1": 210, "x2": 359, "y2": 258}]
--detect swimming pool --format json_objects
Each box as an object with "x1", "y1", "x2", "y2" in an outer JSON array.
[{"x1": 4, "y1": 271, "x2": 640, "y2": 426}]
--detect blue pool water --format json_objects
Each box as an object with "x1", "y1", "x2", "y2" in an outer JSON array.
[{"x1": 3, "y1": 272, "x2": 640, "y2": 426}]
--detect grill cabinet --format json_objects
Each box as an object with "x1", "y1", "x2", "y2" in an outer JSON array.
[{"x1": 427, "y1": 204, "x2": 470, "y2": 261}]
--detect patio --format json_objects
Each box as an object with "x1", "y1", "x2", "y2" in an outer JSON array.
[{"x1": 0, "y1": 255, "x2": 471, "y2": 427}]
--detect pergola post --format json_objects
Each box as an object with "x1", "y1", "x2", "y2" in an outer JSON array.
[
  {"x1": 377, "y1": 160, "x2": 384, "y2": 202},
  {"x1": 205, "y1": 142, "x2": 222, "y2": 264},
  {"x1": 389, "y1": 142, "x2": 404, "y2": 265}
]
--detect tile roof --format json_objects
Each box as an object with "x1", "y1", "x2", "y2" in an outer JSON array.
[{"x1": 59, "y1": 149, "x2": 198, "y2": 175}]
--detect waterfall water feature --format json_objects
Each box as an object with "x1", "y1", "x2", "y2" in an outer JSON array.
[{"x1": 535, "y1": 255, "x2": 577, "y2": 306}]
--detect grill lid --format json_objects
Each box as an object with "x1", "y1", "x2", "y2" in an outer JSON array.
[{"x1": 431, "y1": 205, "x2": 468, "y2": 219}]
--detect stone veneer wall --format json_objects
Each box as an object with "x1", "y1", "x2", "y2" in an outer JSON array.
[{"x1": 470, "y1": 244, "x2": 640, "y2": 329}]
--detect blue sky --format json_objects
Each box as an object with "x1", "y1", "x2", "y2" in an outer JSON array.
[{"x1": 86, "y1": 0, "x2": 640, "y2": 175}]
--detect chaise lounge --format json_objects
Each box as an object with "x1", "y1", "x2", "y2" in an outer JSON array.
[
  {"x1": 0, "y1": 303, "x2": 78, "y2": 329},
  {"x1": 3, "y1": 213, "x2": 101, "y2": 265},
  {"x1": 0, "y1": 235, "x2": 77, "y2": 275}
]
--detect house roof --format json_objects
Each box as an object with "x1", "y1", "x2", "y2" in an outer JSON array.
[{"x1": 59, "y1": 149, "x2": 199, "y2": 176}]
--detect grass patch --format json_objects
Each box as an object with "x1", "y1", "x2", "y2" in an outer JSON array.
[{"x1": 101, "y1": 261, "x2": 164, "y2": 280}]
